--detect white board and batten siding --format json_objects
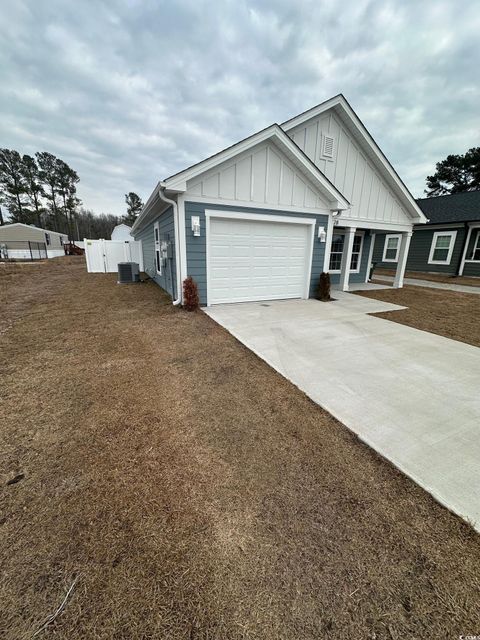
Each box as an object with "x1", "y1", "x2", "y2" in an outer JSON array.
[
  {"x1": 287, "y1": 111, "x2": 411, "y2": 226},
  {"x1": 186, "y1": 141, "x2": 331, "y2": 213},
  {"x1": 85, "y1": 239, "x2": 143, "y2": 273}
]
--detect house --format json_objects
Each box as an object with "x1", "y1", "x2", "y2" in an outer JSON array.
[
  {"x1": 372, "y1": 191, "x2": 480, "y2": 278},
  {"x1": 111, "y1": 223, "x2": 133, "y2": 241},
  {"x1": 131, "y1": 94, "x2": 427, "y2": 306},
  {"x1": 0, "y1": 223, "x2": 68, "y2": 259}
]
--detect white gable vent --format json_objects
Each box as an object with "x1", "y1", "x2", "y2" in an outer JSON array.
[{"x1": 322, "y1": 134, "x2": 335, "y2": 159}]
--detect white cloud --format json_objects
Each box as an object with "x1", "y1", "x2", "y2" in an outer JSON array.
[{"x1": 0, "y1": 0, "x2": 478, "y2": 213}]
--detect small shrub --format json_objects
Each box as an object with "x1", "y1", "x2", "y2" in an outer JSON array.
[
  {"x1": 316, "y1": 272, "x2": 331, "y2": 301},
  {"x1": 183, "y1": 276, "x2": 200, "y2": 311}
]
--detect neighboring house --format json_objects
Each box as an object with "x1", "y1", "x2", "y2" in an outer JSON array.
[
  {"x1": 131, "y1": 94, "x2": 427, "y2": 306},
  {"x1": 111, "y1": 223, "x2": 133, "y2": 241},
  {"x1": 372, "y1": 191, "x2": 480, "y2": 277},
  {"x1": 0, "y1": 223, "x2": 67, "y2": 259}
]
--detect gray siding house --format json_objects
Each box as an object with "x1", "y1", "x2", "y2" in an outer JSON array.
[
  {"x1": 372, "y1": 191, "x2": 480, "y2": 278},
  {"x1": 0, "y1": 223, "x2": 68, "y2": 259},
  {"x1": 132, "y1": 95, "x2": 427, "y2": 306}
]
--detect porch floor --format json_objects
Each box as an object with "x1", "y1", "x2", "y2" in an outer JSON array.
[{"x1": 332, "y1": 282, "x2": 392, "y2": 292}]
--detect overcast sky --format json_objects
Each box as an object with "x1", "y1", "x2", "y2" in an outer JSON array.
[{"x1": 1, "y1": 0, "x2": 478, "y2": 215}]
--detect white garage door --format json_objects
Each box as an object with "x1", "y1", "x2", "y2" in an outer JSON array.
[{"x1": 207, "y1": 216, "x2": 311, "y2": 304}]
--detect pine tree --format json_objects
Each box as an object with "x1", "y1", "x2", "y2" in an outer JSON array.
[{"x1": 0, "y1": 149, "x2": 28, "y2": 223}]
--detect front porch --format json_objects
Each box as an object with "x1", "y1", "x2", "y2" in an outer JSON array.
[
  {"x1": 326, "y1": 225, "x2": 412, "y2": 292},
  {"x1": 332, "y1": 281, "x2": 391, "y2": 292}
]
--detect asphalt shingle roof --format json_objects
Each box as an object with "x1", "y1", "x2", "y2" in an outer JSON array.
[{"x1": 416, "y1": 191, "x2": 480, "y2": 224}]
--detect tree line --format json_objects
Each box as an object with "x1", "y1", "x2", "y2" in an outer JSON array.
[
  {"x1": 0, "y1": 148, "x2": 144, "y2": 240},
  {"x1": 0, "y1": 149, "x2": 82, "y2": 236}
]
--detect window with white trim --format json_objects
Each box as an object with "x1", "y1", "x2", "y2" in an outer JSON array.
[
  {"x1": 470, "y1": 230, "x2": 480, "y2": 261},
  {"x1": 329, "y1": 233, "x2": 344, "y2": 271},
  {"x1": 350, "y1": 235, "x2": 363, "y2": 270},
  {"x1": 154, "y1": 222, "x2": 162, "y2": 275},
  {"x1": 382, "y1": 234, "x2": 401, "y2": 262},
  {"x1": 329, "y1": 232, "x2": 364, "y2": 272},
  {"x1": 45, "y1": 232, "x2": 51, "y2": 246},
  {"x1": 428, "y1": 231, "x2": 457, "y2": 265}
]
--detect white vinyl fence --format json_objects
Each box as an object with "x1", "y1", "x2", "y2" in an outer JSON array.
[{"x1": 84, "y1": 239, "x2": 143, "y2": 273}]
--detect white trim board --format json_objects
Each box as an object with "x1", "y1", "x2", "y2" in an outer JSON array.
[
  {"x1": 365, "y1": 233, "x2": 376, "y2": 282},
  {"x1": 334, "y1": 217, "x2": 413, "y2": 232},
  {"x1": 184, "y1": 195, "x2": 331, "y2": 216}
]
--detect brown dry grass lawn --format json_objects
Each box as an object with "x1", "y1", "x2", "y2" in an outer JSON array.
[
  {"x1": 1, "y1": 258, "x2": 480, "y2": 639},
  {"x1": 356, "y1": 284, "x2": 480, "y2": 348},
  {"x1": 374, "y1": 267, "x2": 480, "y2": 287}
]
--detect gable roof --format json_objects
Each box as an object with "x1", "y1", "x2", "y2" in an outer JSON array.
[
  {"x1": 133, "y1": 123, "x2": 350, "y2": 233},
  {"x1": 416, "y1": 191, "x2": 480, "y2": 224},
  {"x1": 281, "y1": 94, "x2": 427, "y2": 223},
  {"x1": 164, "y1": 124, "x2": 349, "y2": 208},
  {"x1": 0, "y1": 223, "x2": 67, "y2": 236}
]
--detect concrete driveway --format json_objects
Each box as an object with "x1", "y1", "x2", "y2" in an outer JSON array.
[{"x1": 205, "y1": 294, "x2": 480, "y2": 530}]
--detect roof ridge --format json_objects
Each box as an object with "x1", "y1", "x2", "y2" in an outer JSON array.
[{"x1": 416, "y1": 190, "x2": 480, "y2": 202}]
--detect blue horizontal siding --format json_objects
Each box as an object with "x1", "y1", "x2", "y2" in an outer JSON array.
[
  {"x1": 373, "y1": 227, "x2": 467, "y2": 274},
  {"x1": 133, "y1": 205, "x2": 177, "y2": 298}
]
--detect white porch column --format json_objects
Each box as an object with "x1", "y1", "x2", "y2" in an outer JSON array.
[
  {"x1": 393, "y1": 231, "x2": 412, "y2": 288},
  {"x1": 365, "y1": 233, "x2": 376, "y2": 283},
  {"x1": 339, "y1": 226, "x2": 356, "y2": 292}
]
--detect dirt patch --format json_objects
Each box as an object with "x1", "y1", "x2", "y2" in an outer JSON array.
[
  {"x1": 374, "y1": 267, "x2": 480, "y2": 287},
  {"x1": 1, "y1": 260, "x2": 480, "y2": 639},
  {"x1": 356, "y1": 284, "x2": 480, "y2": 348}
]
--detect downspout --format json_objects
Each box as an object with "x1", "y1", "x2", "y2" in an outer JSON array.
[{"x1": 158, "y1": 185, "x2": 182, "y2": 306}]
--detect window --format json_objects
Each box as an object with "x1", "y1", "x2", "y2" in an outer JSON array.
[
  {"x1": 350, "y1": 235, "x2": 362, "y2": 270},
  {"x1": 45, "y1": 233, "x2": 51, "y2": 246},
  {"x1": 382, "y1": 234, "x2": 401, "y2": 262},
  {"x1": 60, "y1": 236, "x2": 64, "y2": 245},
  {"x1": 470, "y1": 230, "x2": 480, "y2": 261},
  {"x1": 329, "y1": 232, "x2": 364, "y2": 272},
  {"x1": 329, "y1": 233, "x2": 344, "y2": 270},
  {"x1": 428, "y1": 231, "x2": 457, "y2": 265},
  {"x1": 154, "y1": 223, "x2": 162, "y2": 274}
]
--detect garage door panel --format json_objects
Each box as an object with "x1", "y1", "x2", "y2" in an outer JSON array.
[
  {"x1": 208, "y1": 216, "x2": 311, "y2": 304},
  {"x1": 230, "y1": 245, "x2": 251, "y2": 257}
]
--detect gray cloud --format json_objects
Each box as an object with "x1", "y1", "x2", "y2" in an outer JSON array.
[{"x1": 0, "y1": 0, "x2": 478, "y2": 214}]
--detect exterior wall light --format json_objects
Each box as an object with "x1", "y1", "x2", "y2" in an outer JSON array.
[
  {"x1": 318, "y1": 226, "x2": 326, "y2": 242},
  {"x1": 191, "y1": 216, "x2": 201, "y2": 236}
]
